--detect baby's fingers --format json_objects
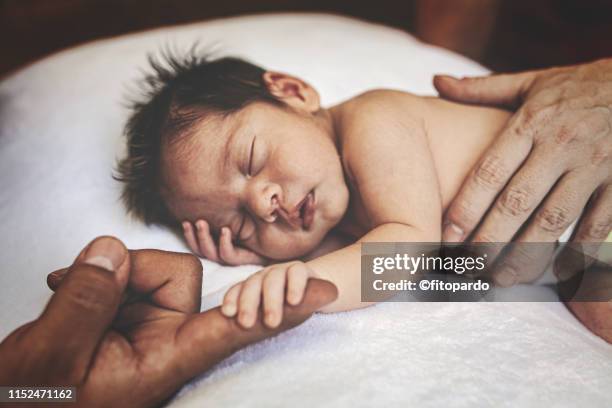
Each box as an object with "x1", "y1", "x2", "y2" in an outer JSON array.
[
  {"x1": 195, "y1": 220, "x2": 220, "y2": 262},
  {"x1": 237, "y1": 273, "x2": 264, "y2": 328},
  {"x1": 222, "y1": 282, "x2": 242, "y2": 317},
  {"x1": 262, "y1": 267, "x2": 288, "y2": 328},
  {"x1": 219, "y1": 227, "x2": 242, "y2": 265},
  {"x1": 286, "y1": 263, "x2": 309, "y2": 306},
  {"x1": 183, "y1": 221, "x2": 202, "y2": 257},
  {"x1": 219, "y1": 227, "x2": 267, "y2": 265}
]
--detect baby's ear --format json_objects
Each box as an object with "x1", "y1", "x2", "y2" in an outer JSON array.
[{"x1": 263, "y1": 71, "x2": 320, "y2": 113}]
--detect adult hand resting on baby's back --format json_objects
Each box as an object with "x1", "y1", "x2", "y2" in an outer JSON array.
[
  {"x1": 183, "y1": 219, "x2": 269, "y2": 265},
  {"x1": 0, "y1": 236, "x2": 337, "y2": 408},
  {"x1": 434, "y1": 58, "x2": 612, "y2": 286}
]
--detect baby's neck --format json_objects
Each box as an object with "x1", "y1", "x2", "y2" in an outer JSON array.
[{"x1": 315, "y1": 106, "x2": 343, "y2": 152}]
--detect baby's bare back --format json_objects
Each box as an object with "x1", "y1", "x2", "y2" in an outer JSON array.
[
  {"x1": 420, "y1": 94, "x2": 512, "y2": 209},
  {"x1": 332, "y1": 90, "x2": 511, "y2": 239}
]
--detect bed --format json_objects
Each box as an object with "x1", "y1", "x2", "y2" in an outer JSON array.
[{"x1": 0, "y1": 13, "x2": 611, "y2": 407}]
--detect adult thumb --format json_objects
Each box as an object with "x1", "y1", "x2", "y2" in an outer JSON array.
[
  {"x1": 433, "y1": 71, "x2": 536, "y2": 108},
  {"x1": 35, "y1": 236, "x2": 130, "y2": 371}
]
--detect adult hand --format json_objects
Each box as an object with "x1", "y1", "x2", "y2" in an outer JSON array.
[
  {"x1": 0, "y1": 236, "x2": 337, "y2": 407},
  {"x1": 435, "y1": 58, "x2": 612, "y2": 285}
]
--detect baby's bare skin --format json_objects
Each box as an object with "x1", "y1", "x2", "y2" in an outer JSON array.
[
  {"x1": 332, "y1": 90, "x2": 511, "y2": 238},
  {"x1": 163, "y1": 73, "x2": 512, "y2": 325}
]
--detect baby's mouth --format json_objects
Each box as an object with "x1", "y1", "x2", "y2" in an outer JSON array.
[
  {"x1": 279, "y1": 190, "x2": 316, "y2": 230},
  {"x1": 297, "y1": 190, "x2": 315, "y2": 230}
]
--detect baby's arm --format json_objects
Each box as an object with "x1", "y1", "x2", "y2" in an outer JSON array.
[{"x1": 310, "y1": 91, "x2": 443, "y2": 312}]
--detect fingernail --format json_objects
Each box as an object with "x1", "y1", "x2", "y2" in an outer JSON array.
[
  {"x1": 49, "y1": 271, "x2": 62, "y2": 279},
  {"x1": 287, "y1": 292, "x2": 301, "y2": 305},
  {"x1": 443, "y1": 222, "x2": 464, "y2": 242},
  {"x1": 83, "y1": 237, "x2": 126, "y2": 272},
  {"x1": 265, "y1": 311, "x2": 274, "y2": 326},
  {"x1": 494, "y1": 266, "x2": 518, "y2": 287},
  {"x1": 47, "y1": 271, "x2": 65, "y2": 286},
  {"x1": 222, "y1": 227, "x2": 231, "y2": 239},
  {"x1": 239, "y1": 311, "x2": 253, "y2": 328},
  {"x1": 265, "y1": 311, "x2": 280, "y2": 328},
  {"x1": 222, "y1": 303, "x2": 237, "y2": 317}
]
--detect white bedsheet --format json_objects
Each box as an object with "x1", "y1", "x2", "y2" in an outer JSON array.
[{"x1": 0, "y1": 13, "x2": 610, "y2": 407}]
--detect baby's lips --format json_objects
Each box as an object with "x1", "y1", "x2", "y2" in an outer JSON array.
[{"x1": 275, "y1": 207, "x2": 302, "y2": 229}]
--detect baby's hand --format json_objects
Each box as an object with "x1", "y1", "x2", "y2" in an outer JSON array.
[
  {"x1": 182, "y1": 219, "x2": 267, "y2": 266},
  {"x1": 221, "y1": 261, "x2": 317, "y2": 328}
]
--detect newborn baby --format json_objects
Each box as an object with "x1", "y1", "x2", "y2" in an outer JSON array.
[{"x1": 117, "y1": 53, "x2": 510, "y2": 328}]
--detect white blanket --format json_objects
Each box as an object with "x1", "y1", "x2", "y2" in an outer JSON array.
[{"x1": 0, "y1": 13, "x2": 610, "y2": 407}]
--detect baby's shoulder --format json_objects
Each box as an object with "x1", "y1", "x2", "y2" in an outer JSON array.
[
  {"x1": 338, "y1": 89, "x2": 427, "y2": 134},
  {"x1": 336, "y1": 89, "x2": 428, "y2": 150},
  {"x1": 335, "y1": 89, "x2": 430, "y2": 177},
  {"x1": 343, "y1": 88, "x2": 423, "y2": 111}
]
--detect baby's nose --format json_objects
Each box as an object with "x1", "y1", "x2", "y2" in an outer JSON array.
[
  {"x1": 246, "y1": 180, "x2": 283, "y2": 223},
  {"x1": 263, "y1": 194, "x2": 279, "y2": 223}
]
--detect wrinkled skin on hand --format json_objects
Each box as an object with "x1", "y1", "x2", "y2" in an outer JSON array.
[
  {"x1": 435, "y1": 58, "x2": 612, "y2": 286},
  {"x1": 0, "y1": 237, "x2": 337, "y2": 408}
]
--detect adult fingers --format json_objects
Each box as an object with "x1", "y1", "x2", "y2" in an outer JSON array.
[
  {"x1": 129, "y1": 249, "x2": 203, "y2": 314},
  {"x1": 47, "y1": 249, "x2": 204, "y2": 314},
  {"x1": 47, "y1": 267, "x2": 68, "y2": 290},
  {"x1": 570, "y1": 185, "x2": 612, "y2": 244},
  {"x1": 490, "y1": 173, "x2": 594, "y2": 286},
  {"x1": 262, "y1": 267, "x2": 287, "y2": 328},
  {"x1": 518, "y1": 174, "x2": 596, "y2": 243},
  {"x1": 175, "y1": 279, "x2": 338, "y2": 382},
  {"x1": 433, "y1": 70, "x2": 537, "y2": 108},
  {"x1": 556, "y1": 185, "x2": 612, "y2": 281},
  {"x1": 443, "y1": 111, "x2": 534, "y2": 242},
  {"x1": 45, "y1": 237, "x2": 95, "y2": 290},
  {"x1": 33, "y1": 236, "x2": 130, "y2": 378},
  {"x1": 195, "y1": 220, "x2": 220, "y2": 262},
  {"x1": 471, "y1": 148, "x2": 563, "y2": 245}
]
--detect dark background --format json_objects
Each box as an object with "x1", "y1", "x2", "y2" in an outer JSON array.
[{"x1": 1, "y1": 0, "x2": 612, "y2": 78}]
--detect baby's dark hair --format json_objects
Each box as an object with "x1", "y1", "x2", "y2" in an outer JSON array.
[{"x1": 115, "y1": 50, "x2": 282, "y2": 227}]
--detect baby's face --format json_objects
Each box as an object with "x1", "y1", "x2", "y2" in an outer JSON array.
[{"x1": 161, "y1": 102, "x2": 349, "y2": 260}]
